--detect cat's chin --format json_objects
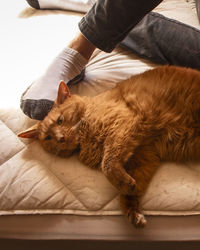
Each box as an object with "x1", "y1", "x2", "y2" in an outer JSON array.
[
  {"x1": 56, "y1": 146, "x2": 80, "y2": 158},
  {"x1": 44, "y1": 142, "x2": 80, "y2": 158},
  {"x1": 43, "y1": 147, "x2": 74, "y2": 158}
]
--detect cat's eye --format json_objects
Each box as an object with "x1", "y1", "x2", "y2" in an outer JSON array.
[
  {"x1": 57, "y1": 115, "x2": 64, "y2": 125},
  {"x1": 44, "y1": 135, "x2": 52, "y2": 141}
]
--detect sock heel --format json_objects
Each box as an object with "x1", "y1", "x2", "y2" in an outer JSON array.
[{"x1": 26, "y1": 0, "x2": 40, "y2": 9}]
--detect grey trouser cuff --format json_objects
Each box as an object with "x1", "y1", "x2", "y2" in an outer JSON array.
[{"x1": 79, "y1": 0, "x2": 162, "y2": 52}]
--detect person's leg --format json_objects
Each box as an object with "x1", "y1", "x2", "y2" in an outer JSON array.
[
  {"x1": 121, "y1": 12, "x2": 200, "y2": 70},
  {"x1": 68, "y1": 32, "x2": 96, "y2": 60},
  {"x1": 79, "y1": 0, "x2": 163, "y2": 52},
  {"x1": 22, "y1": 0, "x2": 163, "y2": 120},
  {"x1": 21, "y1": 33, "x2": 96, "y2": 120}
]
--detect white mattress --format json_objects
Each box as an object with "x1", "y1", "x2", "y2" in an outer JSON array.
[{"x1": 1, "y1": 0, "x2": 200, "y2": 216}]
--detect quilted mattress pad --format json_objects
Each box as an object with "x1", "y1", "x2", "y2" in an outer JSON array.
[{"x1": 1, "y1": 0, "x2": 200, "y2": 216}]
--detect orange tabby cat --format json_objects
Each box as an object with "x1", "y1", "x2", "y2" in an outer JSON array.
[{"x1": 19, "y1": 65, "x2": 200, "y2": 227}]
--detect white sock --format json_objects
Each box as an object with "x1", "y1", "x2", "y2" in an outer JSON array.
[
  {"x1": 28, "y1": 0, "x2": 96, "y2": 13},
  {"x1": 21, "y1": 47, "x2": 88, "y2": 120},
  {"x1": 23, "y1": 47, "x2": 87, "y2": 101}
]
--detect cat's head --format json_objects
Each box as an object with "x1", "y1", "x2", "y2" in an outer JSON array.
[{"x1": 18, "y1": 81, "x2": 85, "y2": 157}]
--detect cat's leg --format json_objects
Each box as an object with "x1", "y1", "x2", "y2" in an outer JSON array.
[
  {"x1": 101, "y1": 141, "x2": 138, "y2": 195},
  {"x1": 101, "y1": 133, "x2": 150, "y2": 195},
  {"x1": 120, "y1": 194, "x2": 147, "y2": 227},
  {"x1": 120, "y1": 147, "x2": 160, "y2": 227},
  {"x1": 101, "y1": 123, "x2": 156, "y2": 195},
  {"x1": 101, "y1": 155, "x2": 136, "y2": 195}
]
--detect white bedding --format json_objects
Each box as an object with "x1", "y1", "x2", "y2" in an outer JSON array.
[{"x1": 1, "y1": 0, "x2": 200, "y2": 216}]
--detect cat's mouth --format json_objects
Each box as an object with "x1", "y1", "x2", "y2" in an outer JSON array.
[{"x1": 55, "y1": 143, "x2": 80, "y2": 157}]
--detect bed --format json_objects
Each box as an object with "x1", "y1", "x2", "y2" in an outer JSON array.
[{"x1": 1, "y1": 0, "x2": 200, "y2": 249}]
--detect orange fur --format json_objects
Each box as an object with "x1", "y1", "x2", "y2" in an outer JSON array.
[{"x1": 20, "y1": 65, "x2": 200, "y2": 227}]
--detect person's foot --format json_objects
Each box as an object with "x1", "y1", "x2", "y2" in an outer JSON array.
[
  {"x1": 21, "y1": 47, "x2": 87, "y2": 120},
  {"x1": 26, "y1": 0, "x2": 96, "y2": 13},
  {"x1": 26, "y1": 0, "x2": 40, "y2": 9}
]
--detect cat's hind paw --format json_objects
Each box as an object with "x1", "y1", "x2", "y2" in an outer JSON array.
[
  {"x1": 128, "y1": 211, "x2": 147, "y2": 228},
  {"x1": 134, "y1": 213, "x2": 147, "y2": 228}
]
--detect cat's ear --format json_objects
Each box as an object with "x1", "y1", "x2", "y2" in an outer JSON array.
[
  {"x1": 18, "y1": 123, "x2": 38, "y2": 139},
  {"x1": 56, "y1": 80, "x2": 71, "y2": 105}
]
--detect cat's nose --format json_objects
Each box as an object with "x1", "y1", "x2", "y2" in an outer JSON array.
[{"x1": 58, "y1": 136, "x2": 65, "y2": 143}]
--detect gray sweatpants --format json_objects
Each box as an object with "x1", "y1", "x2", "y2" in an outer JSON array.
[{"x1": 79, "y1": 0, "x2": 200, "y2": 70}]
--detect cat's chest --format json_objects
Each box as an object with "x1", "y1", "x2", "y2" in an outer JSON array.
[
  {"x1": 77, "y1": 99, "x2": 132, "y2": 168},
  {"x1": 78, "y1": 118, "x2": 106, "y2": 169}
]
